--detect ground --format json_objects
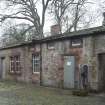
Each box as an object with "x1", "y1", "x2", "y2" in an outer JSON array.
[{"x1": 0, "y1": 81, "x2": 104, "y2": 105}]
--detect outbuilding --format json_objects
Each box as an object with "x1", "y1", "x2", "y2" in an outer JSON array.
[{"x1": 0, "y1": 26, "x2": 105, "y2": 91}]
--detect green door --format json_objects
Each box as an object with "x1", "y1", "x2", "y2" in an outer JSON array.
[{"x1": 64, "y1": 56, "x2": 75, "y2": 88}]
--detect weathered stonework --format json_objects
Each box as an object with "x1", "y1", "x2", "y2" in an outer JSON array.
[
  {"x1": 83, "y1": 37, "x2": 98, "y2": 90},
  {"x1": 82, "y1": 34, "x2": 105, "y2": 90},
  {"x1": 0, "y1": 27, "x2": 105, "y2": 91},
  {"x1": 41, "y1": 40, "x2": 83, "y2": 88},
  {"x1": 41, "y1": 42, "x2": 64, "y2": 87},
  {"x1": 0, "y1": 44, "x2": 41, "y2": 84}
]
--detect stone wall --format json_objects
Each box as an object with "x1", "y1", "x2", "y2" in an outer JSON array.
[
  {"x1": 83, "y1": 36, "x2": 97, "y2": 90},
  {"x1": 41, "y1": 40, "x2": 83, "y2": 88},
  {"x1": 0, "y1": 44, "x2": 41, "y2": 84},
  {"x1": 94, "y1": 34, "x2": 105, "y2": 90},
  {"x1": 41, "y1": 36, "x2": 105, "y2": 90},
  {"x1": 0, "y1": 34, "x2": 105, "y2": 91},
  {"x1": 83, "y1": 34, "x2": 105, "y2": 90},
  {"x1": 41, "y1": 41, "x2": 64, "y2": 87}
]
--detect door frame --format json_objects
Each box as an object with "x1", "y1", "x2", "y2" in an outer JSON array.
[
  {"x1": 63, "y1": 54, "x2": 76, "y2": 88},
  {"x1": 97, "y1": 53, "x2": 105, "y2": 91},
  {"x1": 0, "y1": 57, "x2": 5, "y2": 79}
]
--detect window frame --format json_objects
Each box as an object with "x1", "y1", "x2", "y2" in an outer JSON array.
[
  {"x1": 10, "y1": 57, "x2": 15, "y2": 72},
  {"x1": 32, "y1": 54, "x2": 40, "y2": 73},
  {"x1": 10, "y1": 55, "x2": 21, "y2": 73},
  {"x1": 47, "y1": 42, "x2": 55, "y2": 50},
  {"x1": 71, "y1": 38, "x2": 83, "y2": 47}
]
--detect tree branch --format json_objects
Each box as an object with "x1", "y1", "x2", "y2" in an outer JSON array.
[{"x1": 0, "y1": 15, "x2": 34, "y2": 23}]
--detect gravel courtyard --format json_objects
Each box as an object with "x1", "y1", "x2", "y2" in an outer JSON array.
[{"x1": 0, "y1": 81, "x2": 104, "y2": 105}]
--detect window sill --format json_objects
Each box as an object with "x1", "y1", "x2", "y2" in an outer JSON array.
[
  {"x1": 33, "y1": 72, "x2": 40, "y2": 74},
  {"x1": 9, "y1": 71, "x2": 21, "y2": 75},
  {"x1": 71, "y1": 46, "x2": 83, "y2": 48},
  {"x1": 47, "y1": 47, "x2": 55, "y2": 50}
]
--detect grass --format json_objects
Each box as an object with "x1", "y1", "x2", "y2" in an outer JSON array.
[
  {"x1": 72, "y1": 89, "x2": 88, "y2": 96},
  {"x1": 0, "y1": 81, "x2": 104, "y2": 105}
]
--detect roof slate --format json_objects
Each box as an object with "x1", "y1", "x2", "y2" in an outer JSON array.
[{"x1": 0, "y1": 26, "x2": 105, "y2": 50}]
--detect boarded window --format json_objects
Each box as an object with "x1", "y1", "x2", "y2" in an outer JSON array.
[
  {"x1": 10, "y1": 56, "x2": 21, "y2": 72},
  {"x1": 71, "y1": 39, "x2": 83, "y2": 47},
  {"x1": 32, "y1": 54, "x2": 40, "y2": 73}
]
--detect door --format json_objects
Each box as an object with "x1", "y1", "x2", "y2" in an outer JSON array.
[
  {"x1": 98, "y1": 54, "x2": 105, "y2": 91},
  {"x1": 64, "y1": 56, "x2": 75, "y2": 88},
  {"x1": 0, "y1": 58, "x2": 6, "y2": 79}
]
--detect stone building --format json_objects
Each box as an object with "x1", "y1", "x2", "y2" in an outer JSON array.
[{"x1": 0, "y1": 26, "x2": 105, "y2": 91}]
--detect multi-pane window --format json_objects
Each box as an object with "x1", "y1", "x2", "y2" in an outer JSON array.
[
  {"x1": 10, "y1": 57, "x2": 15, "y2": 72},
  {"x1": 32, "y1": 54, "x2": 40, "y2": 73},
  {"x1": 10, "y1": 56, "x2": 21, "y2": 72}
]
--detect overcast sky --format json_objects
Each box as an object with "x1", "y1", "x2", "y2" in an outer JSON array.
[{"x1": 0, "y1": 0, "x2": 105, "y2": 35}]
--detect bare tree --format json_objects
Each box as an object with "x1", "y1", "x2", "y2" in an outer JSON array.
[
  {"x1": 0, "y1": 0, "x2": 52, "y2": 37},
  {"x1": 49, "y1": 0, "x2": 94, "y2": 32},
  {"x1": 1, "y1": 23, "x2": 36, "y2": 46},
  {"x1": 68, "y1": 0, "x2": 88, "y2": 32},
  {"x1": 49, "y1": 0, "x2": 75, "y2": 33}
]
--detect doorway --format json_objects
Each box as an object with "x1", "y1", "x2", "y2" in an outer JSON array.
[
  {"x1": 64, "y1": 56, "x2": 75, "y2": 88},
  {"x1": 98, "y1": 53, "x2": 105, "y2": 91},
  {"x1": 0, "y1": 58, "x2": 6, "y2": 79}
]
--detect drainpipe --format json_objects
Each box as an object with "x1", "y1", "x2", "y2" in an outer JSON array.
[{"x1": 40, "y1": 43, "x2": 42, "y2": 86}]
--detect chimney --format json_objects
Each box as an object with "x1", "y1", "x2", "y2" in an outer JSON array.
[
  {"x1": 51, "y1": 24, "x2": 61, "y2": 35},
  {"x1": 102, "y1": 12, "x2": 105, "y2": 26}
]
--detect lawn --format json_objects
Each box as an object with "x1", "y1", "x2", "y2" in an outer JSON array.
[{"x1": 0, "y1": 81, "x2": 104, "y2": 105}]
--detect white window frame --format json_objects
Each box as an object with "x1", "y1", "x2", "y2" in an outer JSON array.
[
  {"x1": 71, "y1": 39, "x2": 82, "y2": 47},
  {"x1": 32, "y1": 54, "x2": 40, "y2": 73},
  {"x1": 10, "y1": 57, "x2": 14, "y2": 72},
  {"x1": 15, "y1": 56, "x2": 21, "y2": 72},
  {"x1": 10, "y1": 56, "x2": 21, "y2": 72}
]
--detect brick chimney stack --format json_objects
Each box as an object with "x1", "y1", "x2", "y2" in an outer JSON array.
[
  {"x1": 51, "y1": 24, "x2": 61, "y2": 35},
  {"x1": 102, "y1": 12, "x2": 105, "y2": 26}
]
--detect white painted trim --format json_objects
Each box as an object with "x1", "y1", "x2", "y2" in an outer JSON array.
[{"x1": 33, "y1": 72, "x2": 40, "y2": 74}]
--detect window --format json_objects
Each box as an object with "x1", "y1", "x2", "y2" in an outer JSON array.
[
  {"x1": 71, "y1": 39, "x2": 83, "y2": 47},
  {"x1": 47, "y1": 42, "x2": 55, "y2": 49},
  {"x1": 10, "y1": 56, "x2": 21, "y2": 72},
  {"x1": 32, "y1": 54, "x2": 40, "y2": 73}
]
